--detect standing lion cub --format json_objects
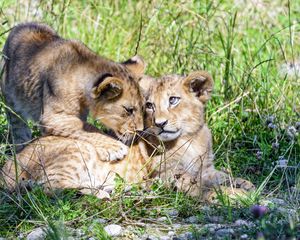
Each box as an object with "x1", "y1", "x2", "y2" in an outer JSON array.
[{"x1": 1, "y1": 22, "x2": 145, "y2": 161}]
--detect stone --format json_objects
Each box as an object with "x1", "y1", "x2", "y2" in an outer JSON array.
[
  {"x1": 186, "y1": 232, "x2": 196, "y2": 240},
  {"x1": 168, "y1": 231, "x2": 175, "y2": 237},
  {"x1": 26, "y1": 228, "x2": 47, "y2": 240},
  {"x1": 157, "y1": 217, "x2": 168, "y2": 222},
  {"x1": 74, "y1": 229, "x2": 85, "y2": 237},
  {"x1": 277, "y1": 207, "x2": 297, "y2": 217},
  {"x1": 234, "y1": 219, "x2": 252, "y2": 227},
  {"x1": 203, "y1": 223, "x2": 222, "y2": 233},
  {"x1": 172, "y1": 224, "x2": 182, "y2": 229},
  {"x1": 240, "y1": 234, "x2": 249, "y2": 239},
  {"x1": 269, "y1": 198, "x2": 286, "y2": 206},
  {"x1": 93, "y1": 218, "x2": 107, "y2": 224},
  {"x1": 159, "y1": 236, "x2": 169, "y2": 240},
  {"x1": 167, "y1": 209, "x2": 179, "y2": 218},
  {"x1": 215, "y1": 228, "x2": 234, "y2": 238},
  {"x1": 200, "y1": 206, "x2": 211, "y2": 212},
  {"x1": 185, "y1": 216, "x2": 198, "y2": 224},
  {"x1": 104, "y1": 224, "x2": 122, "y2": 237},
  {"x1": 207, "y1": 215, "x2": 224, "y2": 223},
  {"x1": 177, "y1": 233, "x2": 186, "y2": 239}
]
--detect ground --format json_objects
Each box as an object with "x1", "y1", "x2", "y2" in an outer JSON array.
[{"x1": 0, "y1": 0, "x2": 299, "y2": 239}]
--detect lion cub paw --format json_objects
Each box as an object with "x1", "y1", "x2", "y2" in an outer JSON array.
[
  {"x1": 234, "y1": 177, "x2": 255, "y2": 191},
  {"x1": 95, "y1": 190, "x2": 111, "y2": 200},
  {"x1": 97, "y1": 140, "x2": 128, "y2": 162}
]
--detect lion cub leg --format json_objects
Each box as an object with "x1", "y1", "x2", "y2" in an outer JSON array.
[
  {"x1": 41, "y1": 113, "x2": 128, "y2": 162},
  {"x1": 202, "y1": 166, "x2": 255, "y2": 191}
]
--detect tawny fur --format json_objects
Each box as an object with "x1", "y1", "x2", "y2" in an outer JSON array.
[
  {"x1": 1, "y1": 71, "x2": 254, "y2": 199},
  {"x1": 140, "y1": 71, "x2": 255, "y2": 196},
  {"x1": 1, "y1": 133, "x2": 149, "y2": 198},
  {"x1": 1, "y1": 22, "x2": 145, "y2": 162}
]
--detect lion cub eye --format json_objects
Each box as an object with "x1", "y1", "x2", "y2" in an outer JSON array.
[
  {"x1": 169, "y1": 96, "x2": 180, "y2": 106},
  {"x1": 123, "y1": 106, "x2": 134, "y2": 115},
  {"x1": 145, "y1": 102, "x2": 154, "y2": 110}
]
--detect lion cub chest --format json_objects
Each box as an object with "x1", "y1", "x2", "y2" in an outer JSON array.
[{"x1": 157, "y1": 125, "x2": 213, "y2": 177}]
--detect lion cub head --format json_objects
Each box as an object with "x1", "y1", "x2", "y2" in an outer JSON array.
[
  {"x1": 89, "y1": 56, "x2": 146, "y2": 144},
  {"x1": 142, "y1": 71, "x2": 213, "y2": 141}
]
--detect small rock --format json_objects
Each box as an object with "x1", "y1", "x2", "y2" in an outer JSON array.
[
  {"x1": 185, "y1": 216, "x2": 198, "y2": 224},
  {"x1": 272, "y1": 142, "x2": 279, "y2": 149},
  {"x1": 104, "y1": 224, "x2": 122, "y2": 237},
  {"x1": 266, "y1": 115, "x2": 275, "y2": 124},
  {"x1": 267, "y1": 123, "x2": 276, "y2": 129},
  {"x1": 26, "y1": 228, "x2": 46, "y2": 240},
  {"x1": 159, "y1": 236, "x2": 169, "y2": 240},
  {"x1": 177, "y1": 233, "x2": 186, "y2": 239},
  {"x1": 207, "y1": 215, "x2": 224, "y2": 223},
  {"x1": 185, "y1": 232, "x2": 195, "y2": 240},
  {"x1": 74, "y1": 229, "x2": 85, "y2": 237},
  {"x1": 234, "y1": 219, "x2": 252, "y2": 227},
  {"x1": 167, "y1": 209, "x2": 179, "y2": 218},
  {"x1": 200, "y1": 206, "x2": 211, "y2": 212},
  {"x1": 18, "y1": 233, "x2": 25, "y2": 239},
  {"x1": 168, "y1": 231, "x2": 175, "y2": 237},
  {"x1": 203, "y1": 223, "x2": 222, "y2": 233},
  {"x1": 269, "y1": 198, "x2": 286, "y2": 206},
  {"x1": 172, "y1": 224, "x2": 182, "y2": 229},
  {"x1": 215, "y1": 228, "x2": 234, "y2": 238},
  {"x1": 157, "y1": 217, "x2": 168, "y2": 222},
  {"x1": 277, "y1": 207, "x2": 297, "y2": 217},
  {"x1": 240, "y1": 234, "x2": 249, "y2": 239},
  {"x1": 93, "y1": 218, "x2": 107, "y2": 224}
]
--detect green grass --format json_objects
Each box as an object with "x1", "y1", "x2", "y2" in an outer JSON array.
[{"x1": 0, "y1": 0, "x2": 299, "y2": 239}]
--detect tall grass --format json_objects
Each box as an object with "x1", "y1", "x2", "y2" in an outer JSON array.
[{"x1": 0, "y1": 0, "x2": 299, "y2": 238}]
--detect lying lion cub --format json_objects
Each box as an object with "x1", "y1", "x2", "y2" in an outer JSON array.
[
  {"x1": 1, "y1": 71, "x2": 254, "y2": 199},
  {"x1": 1, "y1": 22, "x2": 145, "y2": 161}
]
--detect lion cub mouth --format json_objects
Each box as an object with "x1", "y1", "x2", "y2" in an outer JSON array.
[{"x1": 158, "y1": 129, "x2": 182, "y2": 142}]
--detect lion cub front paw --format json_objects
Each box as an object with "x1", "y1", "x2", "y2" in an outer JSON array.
[{"x1": 98, "y1": 140, "x2": 128, "y2": 162}]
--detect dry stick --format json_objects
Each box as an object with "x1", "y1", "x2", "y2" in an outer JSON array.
[{"x1": 134, "y1": 13, "x2": 143, "y2": 56}]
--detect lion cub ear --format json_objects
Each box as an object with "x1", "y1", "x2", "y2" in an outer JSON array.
[
  {"x1": 91, "y1": 76, "x2": 123, "y2": 100},
  {"x1": 183, "y1": 71, "x2": 214, "y2": 103},
  {"x1": 122, "y1": 55, "x2": 146, "y2": 78}
]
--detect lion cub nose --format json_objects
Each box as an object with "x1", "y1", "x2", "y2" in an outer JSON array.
[{"x1": 155, "y1": 119, "x2": 168, "y2": 128}]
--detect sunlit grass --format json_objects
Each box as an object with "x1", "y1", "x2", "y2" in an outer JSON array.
[{"x1": 0, "y1": 0, "x2": 299, "y2": 238}]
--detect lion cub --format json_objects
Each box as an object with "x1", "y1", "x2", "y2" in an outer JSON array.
[
  {"x1": 1, "y1": 22, "x2": 145, "y2": 161},
  {"x1": 1, "y1": 133, "x2": 149, "y2": 199},
  {"x1": 141, "y1": 71, "x2": 255, "y2": 196}
]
